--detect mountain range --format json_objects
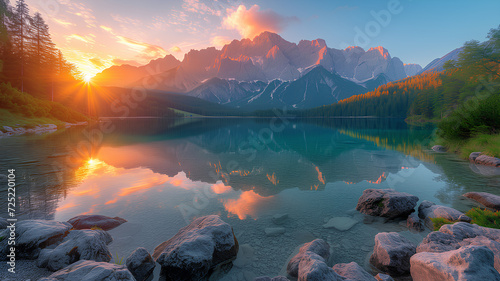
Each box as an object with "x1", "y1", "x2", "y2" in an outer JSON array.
[{"x1": 94, "y1": 32, "x2": 424, "y2": 110}]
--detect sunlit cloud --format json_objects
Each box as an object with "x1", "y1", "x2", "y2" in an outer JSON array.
[
  {"x1": 116, "y1": 36, "x2": 168, "y2": 60},
  {"x1": 112, "y1": 58, "x2": 141, "y2": 67},
  {"x1": 223, "y1": 190, "x2": 274, "y2": 220},
  {"x1": 211, "y1": 182, "x2": 233, "y2": 194},
  {"x1": 182, "y1": 0, "x2": 222, "y2": 16},
  {"x1": 211, "y1": 35, "x2": 232, "y2": 48},
  {"x1": 90, "y1": 57, "x2": 105, "y2": 68},
  {"x1": 170, "y1": 46, "x2": 182, "y2": 53},
  {"x1": 112, "y1": 14, "x2": 143, "y2": 26},
  {"x1": 52, "y1": 18, "x2": 75, "y2": 27},
  {"x1": 100, "y1": 25, "x2": 113, "y2": 33},
  {"x1": 223, "y1": 4, "x2": 299, "y2": 39},
  {"x1": 68, "y1": 34, "x2": 95, "y2": 44}
]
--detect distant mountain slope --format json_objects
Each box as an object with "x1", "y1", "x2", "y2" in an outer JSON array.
[
  {"x1": 404, "y1": 64, "x2": 423, "y2": 77},
  {"x1": 420, "y1": 47, "x2": 464, "y2": 73},
  {"x1": 226, "y1": 66, "x2": 368, "y2": 110},
  {"x1": 186, "y1": 78, "x2": 267, "y2": 104}
]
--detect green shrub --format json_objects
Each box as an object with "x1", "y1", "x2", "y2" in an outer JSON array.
[
  {"x1": 430, "y1": 217, "x2": 455, "y2": 231},
  {"x1": 466, "y1": 207, "x2": 500, "y2": 229}
]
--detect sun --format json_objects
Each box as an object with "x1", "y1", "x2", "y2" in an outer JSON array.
[{"x1": 83, "y1": 73, "x2": 93, "y2": 83}]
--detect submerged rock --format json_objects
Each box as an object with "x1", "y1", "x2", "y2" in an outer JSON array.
[
  {"x1": 272, "y1": 213, "x2": 289, "y2": 225},
  {"x1": 152, "y1": 215, "x2": 238, "y2": 281},
  {"x1": 265, "y1": 227, "x2": 286, "y2": 237},
  {"x1": 323, "y1": 217, "x2": 358, "y2": 231},
  {"x1": 418, "y1": 200, "x2": 469, "y2": 229},
  {"x1": 287, "y1": 239, "x2": 330, "y2": 278},
  {"x1": 39, "y1": 260, "x2": 135, "y2": 281},
  {"x1": 356, "y1": 189, "x2": 419, "y2": 219},
  {"x1": 298, "y1": 252, "x2": 343, "y2": 281},
  {"x1": 370, "y1": 232, "x2": 416, "y2": 276},
  {"x1": 432, "y1": 145, "x2": 447, "y2": 153},
  {"x1": 474, "y1": 155, "x2": 500, "y2": 167},
  {"x1": 332, "y1": 261, "x2": 376, "y2": 280},
  {"x1": 126, "y1": 247, "x2": 155, "y2": 281},
  {"x1": 0, "y1": 220, "x2": 71, "y2": 260},
  {"x1": 37, "y1": 229, "x2": 112, "y2": 271},
  {"x1": 67, "y1": 215, "x2": 127, "y2": 231},
  {"x1": 410, "y1": 245, "x2": 500, "y2": 281},
  {"x1": 463, "y1": 192, "x2": 500, "y2": 210}
]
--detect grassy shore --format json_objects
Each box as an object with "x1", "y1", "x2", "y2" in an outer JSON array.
[
  {"x1": 0, "y1": 109, "x2": 69, "y2": 128},
  {"x1": 438, "y1": 133, "x2": 500, "y2": 159}
]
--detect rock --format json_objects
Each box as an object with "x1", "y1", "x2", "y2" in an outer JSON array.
[
  {"x1": 323, "y1": 217, "x2": 358, "y2": 231},
  {"x1": 39, "y1": 260, "x2": 135, "y2": 281},
  {"x1": 460, "y1": 236, "x2": 500, "y2": 272},
  {"x1": 37, "y1": 229, "x2": 112, "y2": 271},
  {"x1": 417, "y1": 231, "x2": 460, "y2": 253},
  {"x1": 469, "y1": 152, "x2": 482, "y2": 162},
  {"x1": 406, "y1": 213, "x2": 424, "y2": 232},
  {"x1": 440, "y1": 221, "x2": 500, "y2": 241},
  {"x1": 370, "y1": 232, "x2": 416, "y2": 276},
  {"x1": 265, "y1": 227, "x2": 286, "y2": 237},
  {"x1": 410, "y1": 245, "x2": 500, "y2": 281},
  {"x1": 125, "y1": 247, "x2": 155, "y2": 281},
  {"x1": 356, "y1": 189, "x2": 419, "y2": 219},
  {"x1": 0, "y1": 220, "x2": 71, "y2": 260},
  {"x1": 272, "y1": 213, "x2": 289, "y2": 225},
  {"x1": 0, "y1": 217, "x2": 7, "y2": 229},
  {"x1": 3, "y1": 126, "x2": 13, "y2": 132},
  {"x1": 463, "y1": 192, "x2": 500, "y2": 210},
  {"x1": 458, "y1": 214, "x2": 472, "y2": 223},
  {"x1": 298, "y1": 252, "x2": 343, "y2": 281},
  {"x1": 432, "y1": 145, "x2": 447, "y2": 153},
  {"x1": 332, "y1": 261, "x2": 376, "y2": 280},
  {"x1": 287, "y1": 239, "x2": 330, "y2": 277},
  {"x1": 418, "y1": 200, "x2": 469, "y2": 229},
  {"x1": 67, "y1": 215, "x2": 127, "y2": 231},
  {"x1": 254, "y1": 276, "x2": 290, "y2": 281},
  {"x1": 152, "y1": 215, "x2": 238, "y2": 281},
  {"x1": 375, "y1": 273, "x2": 394, "y2": 281},
  {"x1": 474, "y1": 155, "x2": 500, "y2": 167}
]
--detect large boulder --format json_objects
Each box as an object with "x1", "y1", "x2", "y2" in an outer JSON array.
[
  {"x1": 0, "y1": 220, "x2": 71, "y2": 260},
  {"x1": 469, "y1": 152, "x2": 482, "y2": 162},
  {"x1": 152, "y1": 215, "x2": 238, "y2": 281},
  {"x1": 406, "y1": 213, "x2": 424, "y2": 232},
  {"x1": 287, "y1": 239, "x2": 330, "y2": 277},
  {"x1": 37, "y1": 229, "x2": 112, "y2": 271},
  {"x1": 126, "y1": 247, "x2": 155, "y2": 281},
  {"x1": 67, "y1": 215, "x2": 127, "y2": 231},
  {"x1": 410, "y1": 245, "x2": 500, "y2": 281},
  {"x1": 463, "y1": 192, "x2": 500, "y2": 210},
  {"x1": 332, "y1": 261, "x2": 376, "y2": 280},
  {"x1": 254, "y1": 276, "x2": 290, "y2": 281},
  {"x1": 356, "y1": 189, "x2": 419, "y2": 219},
  {"x1": 297, "y1": 252, "x2": 343, "y2": 281},
  {"x1": 474, "y1": 155, "x2": 500, "y2": 167},
  {"x1": 418, "y1": 201, "x2": 469, "y2": 229},
  {"x1": 39, "y1": 260, "x2": 135, "y2": 281},
  {"x1": 370, "y1": 232, "x2": 416, "y2": 276}
]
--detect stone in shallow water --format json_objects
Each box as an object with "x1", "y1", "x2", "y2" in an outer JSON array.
[
  {"x1": 272, "y1": 213, "x2": 289, "y2": 225},
  {"x1": 265, "y1": 227, "x2": 286, "y2": 237},
  {"x1": 332, "y1": 261, "x2": 376, "y2": 280},
  {"x1": 39, "y1": 260, "x2": 134, "y2": 281},
  {"x1": 370, "y1": 232, "x2": 416, "y2": 276},
  {"x1": 410, "y1": 245, "x2": 500, "y2": 281},
  {"x1": 463, "y1": 192, "x2": 500, "y2": 210},
  {"x1": 125, "y1": 247, "x2": 155, "y2": 281},
  {"x1": 322, "y1": 217, "x2": 358, "y2": 231},
  {"x1": 67, "y1": 215, "x2": 127, "y2": 231},
  {"x1": 287, "y1": 239, "x2": 330, "y2": 278},
  {"x1": 432, "y1": 145, "x2": 447, "y2": 153},
  {"x1": 356, "y1": 189, "x2": 419, "y2": 219},
  {"x1": 418, "y1": 200, "x2": 469, "y2": 229}
]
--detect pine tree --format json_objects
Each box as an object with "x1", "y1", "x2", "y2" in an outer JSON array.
[{"x1": 8, "y1": 0, "x2": 31, "y2": 92}]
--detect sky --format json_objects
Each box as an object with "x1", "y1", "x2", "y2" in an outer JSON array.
[{"x1": 23, "y1": 0, "x2": 500, "y2": 77}]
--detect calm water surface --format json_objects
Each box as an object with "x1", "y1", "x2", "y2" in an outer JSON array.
[{"x1": 1, "y1": 118, "x2": 499, "y2": 280}]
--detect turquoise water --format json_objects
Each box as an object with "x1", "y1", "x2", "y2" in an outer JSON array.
[{"x1": 1, "y1": 118, "x2": 499, "y2": 280}]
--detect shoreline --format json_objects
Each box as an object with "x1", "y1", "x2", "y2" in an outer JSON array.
[{"x1": 0, "y1": 122, "x2": 88, "y2": 138}]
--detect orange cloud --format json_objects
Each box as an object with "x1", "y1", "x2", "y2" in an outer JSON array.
[
  {"x1": 223, "y1": 190, "x2": 273, "y2": 220},
  {"x1": 170, "y1": 46, "x2": 182, "y2": 53},
  {"x1": 112, "y1": 58, "x2": 141, "y2": 67},
  {"x1": 116, "y1": 36, "x2": 168, "y2": 60},
  {"x1": 68, "y1": 34, "x2": 94, "y2": 44},
  {"x1": 223, "y1": 5, "x2": 299, "y2": 39},
  {"x1": 211, "y1": 182, "x2": 233, "y2": 194},
  {"x1": 52, "y1": 18, "x2": 75, "y2": 27},
  {"x1": 211, "y1": 36, "x2": 232, "y2": 48}
]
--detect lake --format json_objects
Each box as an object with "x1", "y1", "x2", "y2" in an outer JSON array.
[{"x1": 1, "y1": 118, "x2": 499, "y2": 280}]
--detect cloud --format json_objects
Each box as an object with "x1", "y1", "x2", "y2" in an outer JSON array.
[
  {"x1": 223, "y1": 5, "x2": 299, "y2": 39},
  {"x1": 89, "y1": 57, "x2": 105, "y2": 67},
  {"x1": 112, "y1": 58, "x2": 142, "y2": 67},
  {"x1": 211, "y1": 36, "x2": 232, "y2": 48},
  {"x1": 68, "y1": 34, "x2": 94, "y2": 44},
  {"x1": 182, "y1": 0, "x2": 222, "y2": 16},
  {"x1": 100, "y1": 25, "x2": 113, "y2": 33},
  {"x1": 170, "y1": 46, "x2": 182, "y2": 53},
  {"x1": 52, "y1": 18, "x2": 75, "y2": 27},
  {"x1": 116, "y1": 36, "x2": 168, "y2": 60}
]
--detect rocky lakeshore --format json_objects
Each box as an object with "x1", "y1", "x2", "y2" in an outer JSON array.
[
  {"x1": 0, "y1": 122, "x2": 88, "y2": 138},
  {"x1": 3, "y1": 189, "x2": 500, "y2": 280}
]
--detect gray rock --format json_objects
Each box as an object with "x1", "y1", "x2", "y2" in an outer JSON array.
[
  {"x1": 272, "y1": 213, "x2": 289, "y2": 225},
  {"x1": 410, "y1": 245, "x2": 500, "y2": 281},
  {"x1": 474, "y1": 154, "x2": 500, "y2": 167},
  {"x1": 356, "y1": 189, "x2": 419, "y2": 219},
  {"x1": 265, "y1": 227, "x2": 286, "y2": 237},
  {"x1": 370, "y1": 232, "x2": 416, "y2": 276},
  {"x1": 469, "y1": 152, "x2": 482, "y2": 162},
  {"x1": 287, "y1": 239, "x2": 330, "y2": 277},
  {"x1": 463, "y1": 192, "x2": 500, "y2": 210},
  {"x1": 39, "y1": 260, "x2": 135, "y2": 281},
  {"x1": 417, "y1": 231, "x2": 460, "y2": 253},
  {"x1": 458, "y1": 214, "x2": 472, "y2": 223},
  {"x1": 432, "y1": 145, "x2": 447, "y2": 153},
  {"x1": 152, "y1": 215, "x2": 238, "y2": 281},
  {"x1": 375, "y1": 273, "x2": 394, "y2": 281},
  {"x1": 126, "y1": 247, "x2": 155, "y2": 281},
  {"x1": 406, "y1": 213, "x2": 424, "y2": 232},
  {"x1": 440, "y1": 222, "x2": 500, "y2": 241},
  {"x1": 37, "y1": 229, "x2": 112, "y2": 271},
  {"x1": 323, "y1": 217, "x2": 358, "y2": 231},
  {"x1": 67, "y1": 215, "x2": 127, "y2": 231},
  {"x1": 418, "y1": 200, "x2": 469, "y2": 229},
  {"x1": 332, "y1": 261, "x2": 376, "y2": 280},
  {"x1": 254, "y1": 276, "x2": 290, "y2": 281},
  {"x1": 298, "y1": 252, "x2": 343, "y2": 281},
  {"x1": 0, "y1": 220, "x2": 71, "y2": 260}
]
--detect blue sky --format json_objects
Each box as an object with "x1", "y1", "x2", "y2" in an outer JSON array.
[{"x1": 24, "y1": 0, "x2": 500, "y2": 76}]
